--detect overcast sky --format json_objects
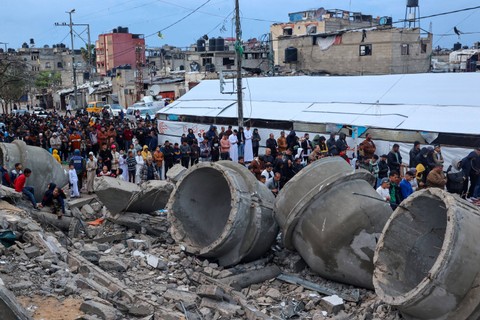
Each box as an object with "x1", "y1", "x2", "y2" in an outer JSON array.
[{"x1": 1, "y1": 0, "x2": 478, "y2": 50}]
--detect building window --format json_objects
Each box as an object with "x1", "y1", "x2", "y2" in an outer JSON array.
[
  {"x1": 283, "y1": 27, "x2": 293, "y2": 36},
  {"x1": 57, "y1": 62, "x2": 63, "y2": 68},
  {"x1": 401, "y1": 44, "x2": 410, "y2": 55},
  {"x1": 359, "y1": 44, "x2": 372, "y2": 56},
  {"x1": 202, "y1": 57, "x2": 212, "y2": 66},
  {"x1": 306, "y1": 25, "x2": 317, "y2": 35},
  {"x1": 223, "y1": 57, "x2": 234, "y2": 66},
  {"x1": 421, "y1": 42, "x2": 427, "y2": 54},
  {"x1": 45, "y1": 62, "x2": 51, "y2": 69}
]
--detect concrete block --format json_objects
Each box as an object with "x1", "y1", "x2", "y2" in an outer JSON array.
[
  {"x1": 166, "y1": 164, "x2": 187, "y2": 184},
  {"x1": 128, "y1": 303, "x2": 154, "y2": 317},
  {"x1": 80, "y1": 300, "x2": 117, "y2": 320},
  {"x1": 200, "y1": 297, "x2": 241, "y2": 317},
  {"x1": 126, "y1": 239, "x2": 150, "y2": 250},
  {"x1": 23, "y1": 245, "x2": 41, "y2": 259},
  {"x1": 81, "y1": 204, "x2": 95, "y2": 216},
  {"x1": 94, "y1": 176, "x2": 174, "y2": 214},
  {"x1": 98, "y1": 256, "x2": 127, "y2": 272},
  {"x1": 163, "y1": 289, "x2": 198, "y2": 305},
  {"x1": 320, "y1": 295, "x2": 344, "y2": 315},
  {"x1": 197, "y1": 285, "x2": 227, "y2": 301}
]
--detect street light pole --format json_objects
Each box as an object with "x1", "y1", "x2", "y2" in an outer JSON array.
[
  {"x1": 235, "y1": 0, "x2": 244, "y2": 128},
  {"x1": 67, "y1": 9, "x2": 78, "y2": 108}
]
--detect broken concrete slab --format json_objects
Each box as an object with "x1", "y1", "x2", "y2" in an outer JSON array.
[
  {"x1": 128, "y1": 180, "x2": 175, "y2": 213},
  {"x1": 200, "y1": 297, "x2": 242, "y2": 317},
  {"x1": 98, "y1": 256, "x2": 128, "y2": 272},
  {"x1": 23, "y1": 245, "x2": 41, "y2": 259},
  {"x1": 80, "y1": 299, "x2": 118, "y2": 320},
  {"x1": 197, "y1": 285, "x2": 229, "y2": 301},
  {"x1": 163, "y1": 289, "x2": 199, "y2": 306},
  {"x1": 0, "y1": 185, "x2": 22, "y2": 201},
  {"x1": 0, "y1": 284, "x2": 33, "y2": 320},
  {"x1": 94, "y1": 176, "x2": 174, "y2": 214},
  {"x1": 165, "y1": 164, "x2": 187, "y2": 184},
  {"x1": 94, "y1": 177, "x2": 141, "y2": 214}
]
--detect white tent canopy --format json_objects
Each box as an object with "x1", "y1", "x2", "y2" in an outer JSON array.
[{"x1": 163, "y1": 73, "x2": 480, "y2": 135}]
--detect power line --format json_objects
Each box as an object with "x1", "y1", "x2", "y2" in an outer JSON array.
[{"x1": 145, "y1": 0, "x2": 212, "y2": 38}]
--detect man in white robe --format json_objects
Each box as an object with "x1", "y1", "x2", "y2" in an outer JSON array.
[
  {"x1": 244, "y1": 126, "x2": 254, "y2": 162},
  {"x1": 229, "y1": 129, "x2": 239, "y2": 162}
]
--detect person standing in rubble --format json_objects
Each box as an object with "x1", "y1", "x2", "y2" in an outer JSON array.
[
  {"x1": 86, "y1": 152, "x2": 97, "y2": 195},
  {"x1": 140, "y1": 156, "x2": 160, "y2": 184},
  {"x1": 70, "y1": 149, "x2": 85, "y2": 193}
]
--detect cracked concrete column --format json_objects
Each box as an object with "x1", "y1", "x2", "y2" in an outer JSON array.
[
  {"x1": 0, "y1": 141, "x2": 68, "y2": 201},
  {"x1": 374, "y1": 188, "x2": 480, "y2": 320},
  {"x1": 167, "y1": 161, "x2": 278, "y2": 266},
  {"x1": 274, "y1": 157, "x2": 392, "y2": 289}
]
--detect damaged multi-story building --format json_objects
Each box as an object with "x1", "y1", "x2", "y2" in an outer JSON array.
[{"x1": 270, "y1": 7, "x2": 432, "y2": 75}]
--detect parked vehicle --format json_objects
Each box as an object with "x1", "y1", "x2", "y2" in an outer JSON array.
[
  {"x1": 125, "y1": 106, "x2": 156, "y2": 121},
  {"x1": 12, "y1": 109, "x2": 29, "y2": 117},
  {"x1": 86, "y1": 101, "x2": 106, "y2": 114},
  {"x1": 104, "y1": 104, "x2": 125, "y2": 117}
]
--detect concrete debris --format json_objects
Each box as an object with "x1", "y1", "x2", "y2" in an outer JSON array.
[
  {"x1": 168, "y1": 161, "x2": 278, "y2": 266},
  {"x1": 94, "y1": 176, "x2": 174, "y2": 214},
  {"x1": 0, "y1": 172, "x2": 414, "y2": 320},
  {"x1": 80, "y1": 299, "x2": 118, "y2": 320},
  {"x1": 320, "y1": 295, "x2": 345, "y2": 315},
  {"x1": 374, "y1": 188, "x2": 480, "y2": 320},
  {"x1": 0, "y1": 283, "x2": 33, "y2": 320},
  {"x1": 274, "y1": 157, "x2": 392, "y2": 289},
  {"x1": 0, "y1": 185, "x2": 22, "y2": 201},
  {"x1": 165, "y1": 164, "x2": 188, "y2": 184}
]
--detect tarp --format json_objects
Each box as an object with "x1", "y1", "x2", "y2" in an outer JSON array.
[{"x1": 161, "y1": 73, "x2": 480, "y2": 136}]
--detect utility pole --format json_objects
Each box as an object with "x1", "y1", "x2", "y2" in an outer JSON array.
[
  {"x1": 235, "y1": 0, "x2": 244, "y2": 127},
  {"x1": 0, "y1": 42, "x2": 7, "y2": 52},
  {"x1": 67, "y1": 9, "x2": 78, "y2": 108}
]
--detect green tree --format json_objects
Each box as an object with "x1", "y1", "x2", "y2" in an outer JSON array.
[
  {"x1": 0, "y1": 57, "x2": 29, "y2": 114},
  {"x1": 81, "y1": 44, "x2": 96, "y2": 69},
  {"x1": 34, "y1": 71, "x2": 62, "y2": 109}
]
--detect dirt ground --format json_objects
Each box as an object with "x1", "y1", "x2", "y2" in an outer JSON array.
[{"x1": 17, "y1": 296, "x2": 84, "y2": 320}]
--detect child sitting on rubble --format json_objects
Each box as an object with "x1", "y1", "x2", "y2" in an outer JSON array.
[
  {"x1": 68, "y1": 163, "x2": 80, "y2": 199},
  {"x1": 41, "y1": 183, "x2": 66, "y2": 219}
]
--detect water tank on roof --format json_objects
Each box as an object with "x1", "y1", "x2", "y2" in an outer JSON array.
[
  {"x1": 209, "y1": 38, "x2": 216, "y2": 51},
  {"x1": 285, "y1": 47, "x2": 298, "y2": 63},
  {"x1": 197, "y1": 39, "x2": 206, "y2": 52},
  {"x1": 22, "y1": 42, "x2": 29, "y2": 49},
  {"x1": 216, "y1": 37, "x2": 225, "y2": 51},
  {"x1": 407, "y1": 0, "x2": 419, "y2": 7},
  {"x1": 113, "y1": 28, "x2": 118, "y2": 33},
  {"x1": 453, "y1": 42, "x2": 462, "y2": 51}
]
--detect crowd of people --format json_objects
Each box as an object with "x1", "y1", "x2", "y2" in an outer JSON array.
[{"x1": 0, "y1": 110, "x2": 478, "y2": 213}]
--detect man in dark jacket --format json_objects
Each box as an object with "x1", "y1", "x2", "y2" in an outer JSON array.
[
  {"x1": 387, "y1": 144, "x2": 403, "y2": 174},
  {"x1": 265, "y1": 133, "x2": 278, "y2": 158},
  {"x1": 409, "y1": 141, "x2": 421, "y2": 168},
  {"x1": 461, "y1": 148, "x2": 480, "y2": 198},
  {"x1": 378, "y1": 154, "x2": 389, "y2": 179},
  {"x1": 327, "y1": 133, "x2": 338, "y2": 156}
]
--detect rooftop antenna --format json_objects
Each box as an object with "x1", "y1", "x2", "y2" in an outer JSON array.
[{"x1": 404, "y1": 0, "x2": 420, "y2": 29}]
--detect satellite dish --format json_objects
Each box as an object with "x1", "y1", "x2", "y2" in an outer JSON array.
[{"x1": 149, "y1": 85, "x2": 161, "y2": 96}]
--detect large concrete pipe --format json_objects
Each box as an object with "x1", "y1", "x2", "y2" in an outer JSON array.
[
  {"x1": 373, "y1": 188, "x2": 480, "y2": 320},
  {"x1": 0, "y1": 141, "x2": 68, "y2": 201},
  {"x1": 167, "y1": 161, "x2": 278, "y2": 266},
  {"x1": 274, "y1": 157, "x2": 392, "y2": 289}
]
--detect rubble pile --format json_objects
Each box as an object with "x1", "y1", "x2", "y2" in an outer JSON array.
[
  {"x1": 1, "y1": 158, "x2": 479, "y2": 319},
  {"x1": 0, "y1": 192, "x2": 403, "y2": 320}
]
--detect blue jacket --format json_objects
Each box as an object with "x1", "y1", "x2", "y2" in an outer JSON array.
[{"x1": 399, "y1": 178, "x2": 414, "y2": 199}]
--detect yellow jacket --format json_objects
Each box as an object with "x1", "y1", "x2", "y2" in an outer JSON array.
[{"x1": 52, "y1": 149, "x2": 61, "y2": 163}]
